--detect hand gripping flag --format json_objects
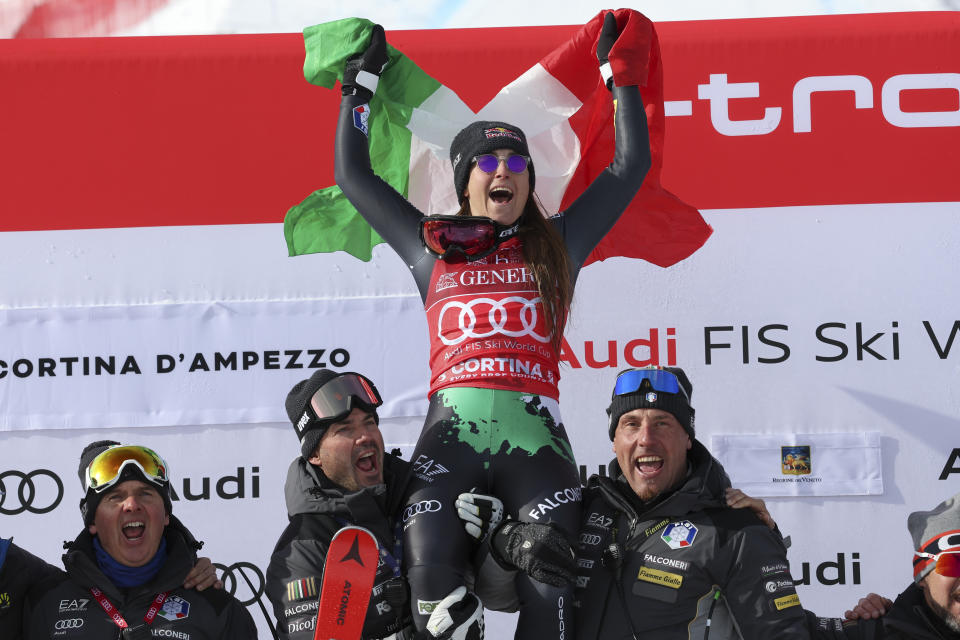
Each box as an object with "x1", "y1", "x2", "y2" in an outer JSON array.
[{"x1": 284, "y1": 11, "x2": 711, "y2": 267}]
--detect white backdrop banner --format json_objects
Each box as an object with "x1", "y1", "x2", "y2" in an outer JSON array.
[{"x1": 2, "y1": 13, "x2": 960, "y2": 639}]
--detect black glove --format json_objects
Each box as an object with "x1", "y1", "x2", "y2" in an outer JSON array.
[
  {"x1": 596, "y1": 12, "x2": 618, "y2": 90},
  {"x1": 490, "y1": 521, "x2": 576, "y2": 588},
  {"x1": 342, "y1": 24, "x2": 388, "y2": 99},
  {"x1": 412, "y1": 586, "x2": 484, "y2": 640}
]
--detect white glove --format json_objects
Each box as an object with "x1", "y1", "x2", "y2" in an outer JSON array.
[
  {"x1": 456, "y1": 491, "x2": 504, "y2": 541},
  {"x1": 425, "y1": 586, "x2": 484, "y2": 640}
]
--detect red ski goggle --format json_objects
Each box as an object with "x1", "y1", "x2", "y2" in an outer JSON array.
[
  {"x1": 473, "y1": 154, "x2": 530, "y2": 174},
  {"x1": 419, "y1": 215, "x2": 519, "y2": 261},
  {"x1": 309, "y1": 372, "x2": 383, "y2": 423},
  {"x1": 915, "y1": 549, "x2": 960, "y2": 578}
]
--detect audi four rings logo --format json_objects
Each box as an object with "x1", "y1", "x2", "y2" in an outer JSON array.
[
  {"x1": 437, "y1": 297, "x2": 550, "y2": 345},
  {"x1": 403, "y1": 500, "x2": 442, "y2": 522},
  {"x1": 55, "y1": 618, "x2": 84, "y2": 630},
  {"x1": 579, "y1": 534, "x2": 602, "y2": 546},
  {"x1": 0, "y1": 469, "x2": 64, "y2": 515},
  {"x1": 214, "y1": 562, "x2": 267, "y2": 608}
]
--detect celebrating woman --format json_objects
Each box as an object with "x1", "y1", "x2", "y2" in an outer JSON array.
[{"x1": 334, "y1": 13, "x2": 651, "y2": 638}]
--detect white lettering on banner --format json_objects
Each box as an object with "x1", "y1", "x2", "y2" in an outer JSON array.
[
  {"x1": 882, "y1": 73, "x2": 960, "y2": 127},
  {"x1": 437, "y1": 296, "x2": 550, "y2": 345},
  {"x1": 698, "y1": 74, "x2": 782, "y2": 136},
  {"x1": 528, "y1": 486, "x2": 582, "y2": 520},
  {"x1": 793, "y1": 75, "x2": 873, "y2": 133},
  {"x1": 690, "y1": 72, "x2": 960, "y2": 135}
]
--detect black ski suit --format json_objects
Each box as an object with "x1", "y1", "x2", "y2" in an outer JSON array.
[{"x1": 335, "y1": 72, "x2": 651, "y2": 638}]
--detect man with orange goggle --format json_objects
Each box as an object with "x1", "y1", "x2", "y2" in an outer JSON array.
[
  {"x1": 805, "y1": 492, "x2": 960, "y2": 639},
  {"x1": 22, "y1": 441, "x2": 256, "y2": 640}
]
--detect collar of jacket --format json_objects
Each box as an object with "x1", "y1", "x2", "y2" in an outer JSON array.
[
  {"x1": 884, "y1": 582, "x2": 960, "y2": 639},
  {"x1": 61, "y1": 515, "x2": 200, "y2": 601},
  {"x1": 284, "y1": 454, "x2": 410, "y2": 547}
]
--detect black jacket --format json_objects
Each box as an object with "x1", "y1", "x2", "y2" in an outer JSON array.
[
  {"x1": 806, "y1": 583, "x2": 960, "y2": 639},
  {"x1": 266, "y1": 455, "x2": 411, "y2": 640},
  {"x1": 0, "y1": 539, "x2": 62, "y2": 640},
  {"x1": 575, "y1": 440, "x2": 810, "y2": 639},
  {"x1": 23, "y1": 516, "x2": 256, "y2": 639}
]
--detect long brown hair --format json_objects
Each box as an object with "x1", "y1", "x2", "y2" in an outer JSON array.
[{"x1": 455, "y1": 195, "x2": 573, "y2": 355}]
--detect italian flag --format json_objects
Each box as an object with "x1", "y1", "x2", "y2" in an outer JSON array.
[{"x1": 284, "y1": 10, "x2": 712, "y2": 268}]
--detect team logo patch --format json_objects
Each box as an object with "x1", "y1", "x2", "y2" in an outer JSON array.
[
  {"x1": 353, "y1": 104, "x2": 370, "y2": 136},
  {"x1": 661, "y1": 520, "x2": 698, "y2": 550},
  {"x1": 286, "y1": 577, "x2": 318, "y2": 602},
  {"x1": 645, "y1": 391, "x2": 657, "y2": 402},
  {"x1": 774, "y1": 593, "x2": 801, "y2": 611},
  {"x1": 636, "y1": 566, "x2": 683, "y2": 589},
  {"x1": 157, "y1": 595, "x2": 190, "y2": 621},
  {"x1": 435, "y1": 273, "x2": 458, "y2": 292},
  {"x1": 781, "y1": 445, "x2": 812, "y2": 475},
  {"x1": 483, "y1": 126, "x2": 521, "y2": 142},
  {"x1": 417, "y1": 599, "x2": 442, "y2": 615}
]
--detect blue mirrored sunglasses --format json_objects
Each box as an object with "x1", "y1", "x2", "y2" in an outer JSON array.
[
  {"x1": 612, "y1": 368, "x2": 689, "y2": 402},
  {"x1": 473, "y1": 154, "x2": 530, "y2": 174}
]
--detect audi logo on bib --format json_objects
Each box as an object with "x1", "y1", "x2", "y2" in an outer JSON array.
[
  {"x1": 403, "y1": 500, "x2": 442, "y2": 522},
  {"x1": 0, "y1": 469, "x2": 64, "y2": 515},
  {"x1": 54, "y1": 618, "x2": 84, "y2": 630},
  {"x1": 438, "y1": 296, "x2": 550, "y2": 345}
]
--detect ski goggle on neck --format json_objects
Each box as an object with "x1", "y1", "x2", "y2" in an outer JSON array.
[
  {"x1": 85, "y1": 445, "x2": 169, "y2": 494},
  {"x1": 310, "y1": 373, "x2": 383, "y2": 423},
  {"x1": 612, "y1": 368, "x2": 690, "y2": 403},
  {"x1": 473, "y1": 154, "x2": 530, "y2": 174},
  {"x1": 419, "y1": 215, "x2": 520, "y2": 261},
  {"x1": 915, "y1": 549, "x2": 960, "y2": 578}
]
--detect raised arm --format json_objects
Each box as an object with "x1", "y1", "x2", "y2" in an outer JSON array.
[
  {"x1": 334, "y1": 25, "x2": 434, "y2": 295},
  {"x1": 559, "y1": 12, "x2": 652, "y2": 271}
]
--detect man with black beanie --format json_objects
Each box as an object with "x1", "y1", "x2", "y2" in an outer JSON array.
[
  {"x1": 488, "y1": 366, "x2": 810, "y2": 639},
  {"x1": 266, "y1": 369, "x2": 487, "y2": 640},
  {"x1": 22, "y1": 441, "x2": 256, "y2": 639}
]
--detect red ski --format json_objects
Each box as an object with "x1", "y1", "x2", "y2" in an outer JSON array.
[{"x1": 313, "y1": 525, "x2": 380, "y2": 640}]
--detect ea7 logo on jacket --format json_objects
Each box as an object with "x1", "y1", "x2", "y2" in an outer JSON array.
[
  {"x1": 58, "y1": 598, "x2": 89, "y2": 612},
  {"x1": 586, "y1": 512, "x2": 613, "y2": 530},
  {"x1": 661, "y1": 521, "x2": 698, "y2": 550}
]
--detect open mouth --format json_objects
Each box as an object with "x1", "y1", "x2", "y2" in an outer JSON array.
[
  {"x1": 489, "y1": 187, "x2": 514, "y2": 204},
  {"x1": 122, "y1": 521, "x2": 146, "y2": 540},
  {"x1": 356, "y1": 450, "x2": 379, "y2": 474},
  {"x1": 635, "y1": 456, "x2": 664, "y2": 476}
]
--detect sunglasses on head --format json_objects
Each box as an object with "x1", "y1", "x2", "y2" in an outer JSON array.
[
  {"x1": 309, "y1": 372, "x2": 383, "y2": 424},
  {"x1": 85, "y1": 445, "x2": 169, "y2": 494},
  {"x1": 418, "y1": 215, "x2": 520, "y2": 261},
  {"x1": 473, "y1": 154, "x2": 530, "y2": 174},
  {"x1": 612, "y1": 368, "x2": 690, "y2": 403},
  {"x1": 916, "y1": 550, "x2": 960, "y2": 578}
]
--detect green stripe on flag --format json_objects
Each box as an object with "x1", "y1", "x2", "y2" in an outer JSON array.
[{"x1": 285, "y1": 18, "x2": 441, "y2": 261}]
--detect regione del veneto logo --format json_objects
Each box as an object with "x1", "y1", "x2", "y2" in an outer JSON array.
[{"x1": 781, "y1": 446, "x2": 812, "y2": 476}]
